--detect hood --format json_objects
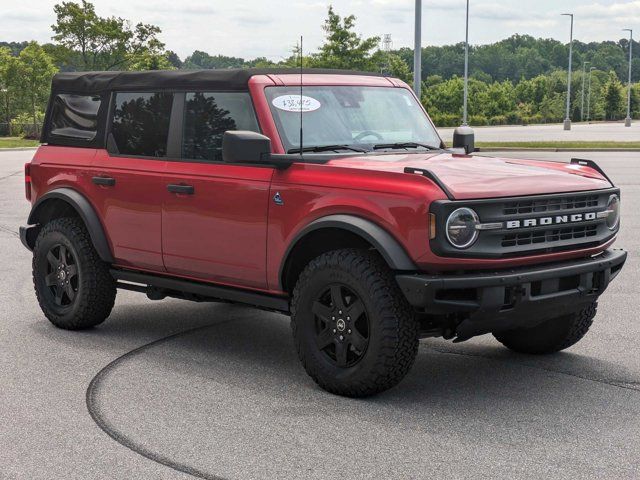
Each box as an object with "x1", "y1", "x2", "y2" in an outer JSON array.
[{"x1": 326, "y1": 153, "x2": 612, "y2": 200}]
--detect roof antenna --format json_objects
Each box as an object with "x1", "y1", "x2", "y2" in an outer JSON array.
[{"x1": 299, "y1": 35, "x2": 304, "y2": 160}]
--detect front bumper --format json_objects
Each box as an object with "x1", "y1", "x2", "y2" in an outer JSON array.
[{"x1": 396, "y1": 249, "x2": 627, "y2": 340}]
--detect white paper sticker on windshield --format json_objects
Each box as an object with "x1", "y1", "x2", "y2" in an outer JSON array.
[{"x1": 272, "y1": 95, "x2": 321, "y2": 113}]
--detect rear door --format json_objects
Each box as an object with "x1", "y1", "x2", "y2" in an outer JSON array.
[
  {"x1": 161, "y1": 91, "x2": 273, "y2": 290},
  {"x1": 89, "y1": 91, "x2": 173, "y2": 271}
]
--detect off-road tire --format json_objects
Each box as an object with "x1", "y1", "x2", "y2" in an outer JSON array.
[
  {"x1": 493, "y1": 302, "x2": 597, "y2": 354},
  {"x1": 32, "y1": 217, "x2": 116, "y2": 330},
  {"x1": 291, "y1": 249, "x2": 419, "y2": 397}
]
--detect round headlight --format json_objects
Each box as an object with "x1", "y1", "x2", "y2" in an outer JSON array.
[
  {"x1": 606, "y1": 194, "x2": 620, "y2": 230},
  {"x1": 446, "y1": 208, "x2": 479, "y2": 249}
]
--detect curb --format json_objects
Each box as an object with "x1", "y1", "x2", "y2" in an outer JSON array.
[
  {"x1": 476, "y1": 147, "x2": 640, "y2": 153},
  {"x1": 0, "y1": 147, "x2": 39, "y2": 152}
]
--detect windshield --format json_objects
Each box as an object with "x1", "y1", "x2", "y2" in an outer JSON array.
[{"x1": 265, "y1": 86, "x2": 442, "y2": 153}]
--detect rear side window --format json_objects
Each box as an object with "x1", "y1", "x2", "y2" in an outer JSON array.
[
  {"x1": 50, "y1": 94, "x2": 101, "y2": 141},
  {"x1": 111, "y1": 92, "x2": 173, "y2": 157},
  {"x1": 182, "y1": 92, "x2": 259, "y2": 162}
]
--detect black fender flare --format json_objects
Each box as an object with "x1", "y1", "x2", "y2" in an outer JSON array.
[
  {"x1": 279, "y1": 214, "x2": 417, "y2": 289},
  {"x1": 27, "y1": 188, "x2": 114, "y2": 263}
]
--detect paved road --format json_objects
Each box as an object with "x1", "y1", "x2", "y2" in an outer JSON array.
[
  {"x1": 1, "y1": 150, "x2": 639, "y2": 480},
  {"x1": 439, "y1": 121, "x2": 640, "y2": 143}
]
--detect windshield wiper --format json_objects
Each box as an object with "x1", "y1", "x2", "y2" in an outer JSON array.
[
  {"x1": 288, "y1": 144, "x2": 369, "y2": 154},
  {"x1": 373, "y1": 142, "x2": 440, "y2": 151}
]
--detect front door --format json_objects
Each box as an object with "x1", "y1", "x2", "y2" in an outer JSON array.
[{"x1": 161, "y1": 91, "x2": 272, "y2": 290}]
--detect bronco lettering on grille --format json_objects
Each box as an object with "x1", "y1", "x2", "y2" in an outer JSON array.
[{"x1": 506, "y1": 212, "x2": 598, "y2": 229}]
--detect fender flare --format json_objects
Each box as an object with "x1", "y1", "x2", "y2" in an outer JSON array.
[
  {"x1": 28, "y1": 188, "x2": 114, "y2": 263},
  {"x1": 279, "y1": 214, "x2": 417, "y2": 289}
]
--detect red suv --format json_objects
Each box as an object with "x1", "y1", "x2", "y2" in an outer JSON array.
[{"x1": 20, "y1": 69, "x2": 626, "y2": 397}]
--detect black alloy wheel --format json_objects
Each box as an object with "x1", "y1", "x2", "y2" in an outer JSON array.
[
  {"x1": 43, "y1": 243, "x2": 79, "y2": 307},
  {"x1": 312, "y1": 284, "x2": 370, "y2": 368}
]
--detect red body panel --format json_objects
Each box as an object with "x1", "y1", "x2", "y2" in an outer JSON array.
[
  {"x1": 28, "y1": 73, "x2": 618, "y2": 297},
  {"x1": 90, "y1": 150, "x2": 166, "y2": 271},
  {"x1": 162, "y1": 161, "x2": 273, "y2": 289}
]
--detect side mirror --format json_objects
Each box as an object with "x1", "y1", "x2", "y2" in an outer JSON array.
[
  {"x1": 452, "y1": 125, "x2": 475, "y2": 154},
  {"x1": 222, "y1": 131, "x2": 272, "y2": 164}
]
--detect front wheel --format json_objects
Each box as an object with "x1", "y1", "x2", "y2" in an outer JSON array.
[
  {"x1": 493, "y1": 302, "x2": 597, "y2": 354},
  {"x1": 291, "y1": 249, "x2": 419, "y2": 397},
  {"x1": 32, "y1": 217, "x2": 116, "y2": 330}
]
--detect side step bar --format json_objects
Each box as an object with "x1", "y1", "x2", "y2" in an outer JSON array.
[{"x1": 110, "y1": 269, "x2": 290, "y2": 314}]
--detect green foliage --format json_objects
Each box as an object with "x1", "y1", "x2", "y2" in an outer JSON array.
[
  {"x1": 310, "y1": 6, "x2": 381, "y2": 72},
  {"x1": 183, "y1": 51, "x2": 246, "y2": 70},
  {"x1": 11, "y1": 111, "x2": 46, "y2": 138},
  {"x1": 51, "y1": 0, "x2": 169, "y2": 71},
  {"x1": 2, "y1": 2, "x2": 640, "y2": 135},
  {"x1": 602, "y1": 72, "x2": 625, "y2": 120}
]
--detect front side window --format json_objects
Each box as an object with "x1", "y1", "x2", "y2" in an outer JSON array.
[
  {"x1": 182, "y1": 92, "x2": 259, "y2": 162},
  {"x1": 50, "y1": 94, "x2": 101, "y2": 141},
  {"x1": 265, "y1": 86, "x2": 441, "y2": 154},
  {"x1": 111, "y1": 92, "x2": 173, "y2": 157}
]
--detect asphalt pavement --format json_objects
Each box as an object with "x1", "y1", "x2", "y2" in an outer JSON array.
[{"x1": 1, "y1": 149, "x2": 639, "y2": 480}]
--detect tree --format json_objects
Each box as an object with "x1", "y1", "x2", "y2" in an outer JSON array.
[
  {"x1": 311, "y1": 6, "x2": 380, "y2": 71},
  {"x1": 602, "y1": 71, "x2": 624, "y2": 120},
  {"x1": 51, "y1": 0, "x2": 168, "y2": 71},
  {"x1": 387, "y1": 54, "x2": 412, "y2": 84},
  {"x1": 14, "y1": 42, "x2": 58, "y2": 134},
  {"x1": 0, "y1": 47, "x2": 19, "y2": 133}
]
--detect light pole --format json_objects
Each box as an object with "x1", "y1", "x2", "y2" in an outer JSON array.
[
  {"x1": 623, "y1": 29, "x2": 633, "y2": 127},
  {"x1": 581, "y1": 61, "x2": 590, "y2": 121},
  {"x1": 462, "y1": 0, "x2": 470, "y2": 126},
  {"x1": 587, "y1": 66, "x2": 596, "y2": 122},
  {"x1": 562, "y1": 13, "x2": 574, "y2": 130},
  {"x1": 453, "y1": 0, "x2": 475, "y2": 154},
  {"x1": 414, "y1": 0, "x2": 422, "y2": 98}
]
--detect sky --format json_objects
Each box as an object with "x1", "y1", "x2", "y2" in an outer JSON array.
[{"x1": 2, "y1": 0, "x2": 639, "y2": 61}]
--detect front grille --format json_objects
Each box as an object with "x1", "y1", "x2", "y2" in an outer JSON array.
[
  {"x1": 431, "y1": 188, "x2": 619, "y2": 258},
  {"x1": 501, "y1": 225, "x2": 598, "y2": 248},
  {"x1": 503, "y1": 194, "x2": 599, "y2": 215}
]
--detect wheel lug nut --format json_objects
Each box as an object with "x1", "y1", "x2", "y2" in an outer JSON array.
[
  {"x1": 338, "y1": 310, "x2": 342, "y2": 314},
  {"x1": 339, "y1": 335, "x2": 344, "y2": 341},
  {"x1": 333, "y1": 329, "x2": 337, "y2": 333},
  {"x1": 348, "y1": 329, "x2": 352, "y2": 334},
  {"x1": 332, "y1": 316, "x2": 335, "y2": 320}
]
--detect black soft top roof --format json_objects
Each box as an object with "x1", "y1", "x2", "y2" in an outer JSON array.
[{"x1": 51, "y1": 68, "x2": 387, "y2": 94}]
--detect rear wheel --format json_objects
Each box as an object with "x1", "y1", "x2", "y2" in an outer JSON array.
[
  {"x1": 493, "y1": 302, "x2": 597, "y2": 354},
  {"x1": 291, "y1": 249, "x2": 419, "y2": 397},
  {"x1": 33, "y1": 217, "x2": 116, "y2": 330}
]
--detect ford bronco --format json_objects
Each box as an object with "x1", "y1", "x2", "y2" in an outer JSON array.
[{"x1": 20, "y1": 69, "x2": 626, "y2": 397}]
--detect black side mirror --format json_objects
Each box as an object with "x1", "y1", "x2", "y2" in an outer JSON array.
[
  {"x1": 222, "y1": 131, "x2": 272, "y2": 164},
  {"x1": 452, "y1": 125, "x2": 475, "y2": 154}
]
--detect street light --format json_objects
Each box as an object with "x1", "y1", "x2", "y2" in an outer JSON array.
[
  {"x1": 623, "y1": 29, "x2": 633, "y2": 127},
  {"x1": 587, "y1": 66, "x2": 596, "y2": 122},
  {"x1": 453, "y1": 0, "x2": 475, "y2": 153},
  {"x1": 561, "y1": 13, "x2": 574, "y2": 131},
  {"x1": 581, "y1": 61, "x2": 590, "y2": 121},
  {"x1": 414, "y1": 0, "x2": 422, "y2": 98}
]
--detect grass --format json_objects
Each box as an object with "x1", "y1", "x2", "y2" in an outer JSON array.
[
  {"x1": 476, "y1": 141, "x2": 640, "y2": 149},
  {"x1": 0, "y1": 137, "x2": 40, "y2": 148}
]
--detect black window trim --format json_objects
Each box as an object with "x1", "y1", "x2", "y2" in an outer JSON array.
[
  {"x1": 105, "y1": 88, "x2": 267, "y2": 166},
  {"x1": 106, "y1": 90, "x2": 177, "y2": 160}
]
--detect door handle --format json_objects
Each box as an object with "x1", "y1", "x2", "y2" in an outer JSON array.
[
  {"x1": 167, "y1": 184, "x2": 195, "y2": 195},
  {"x1": 92, "y1": 176, "x2": 116, "y2": 186}
]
